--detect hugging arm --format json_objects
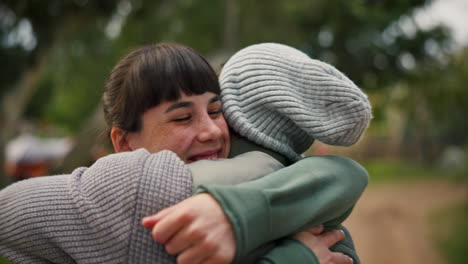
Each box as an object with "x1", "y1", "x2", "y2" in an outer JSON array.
[
  {"x1": 145, "y1": 153, "x2": 367, "y2": 263},
  {"x1": 0, "y1": 149, "x2": 193, "y2": 264},
  {"x1": 196, "y1": 155, "x2": 368, "y2": 263}
]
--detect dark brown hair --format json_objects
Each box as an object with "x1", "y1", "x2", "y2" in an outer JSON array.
[{"x1": 103, "y1": 43, "x2": 220, "y2": 132}]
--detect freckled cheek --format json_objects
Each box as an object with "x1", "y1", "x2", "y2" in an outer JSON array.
[
  {"x1": 148, "y1": 126, "x2": 196, "y2": 157},
  {"x1": 145, "y1": 126, "x2": 175, "y2": 153}
]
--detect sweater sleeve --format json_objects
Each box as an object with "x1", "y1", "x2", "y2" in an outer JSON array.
[
  {"x1": 0, "y1": 149, "x2": 193, "y2": 264},
  {"x1": 189, "y1": 151, "x2": 284, "y2": 191},
  {"x1": 330, "y1": 225, "x2": 361, "y2": 264},
  {"x1": 254, "y1": 225, "x2": 360, "y2": 264},
  {"x1": 257, "y1": 239, "x2": 319, "y2": 264},
  {"x1": 196, "y1": 155, "x2": 368, "y2": 261}
]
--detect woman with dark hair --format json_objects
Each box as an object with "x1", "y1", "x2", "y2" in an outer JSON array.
[
  {"x1": 103, "y1": 43, "x2": 230, "y2": 161},
  {"x1": 0, "y1": 42, "x2": 370, "y2": 264}
]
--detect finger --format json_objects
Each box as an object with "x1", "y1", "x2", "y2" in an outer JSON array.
[
  {"x1": 330, "y1": 252, "x2": 354, "y2": 264},
  {"x1": 152, "y1": 210, "x2": 191, "y2": 244},
  {"x1": 176, "y1": 243, "x2": 212, "y2": 264},
  {"x1": 319, "y1": 229, "x2": 345, "y2": 248},
  {"x1": 307, "y1": 225, "x2": 324, "y2": 235},
  {"x1": 165, "y1": 225, "x2": 204, "y2": 255},
  {"x1": 142, "y1": 206, "x2": 175, "y2": 229},
  {"x1": 142, "y1": 216, "x2": 160, "y2": 229}
]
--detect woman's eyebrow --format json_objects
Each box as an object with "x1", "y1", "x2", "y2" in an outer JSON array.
[
  {"x1": 165, "y1": 101, "x2": 193, "y2": 113},
  {"x1": 209, "y1": 95, "x2": 220, "y2": 104}
]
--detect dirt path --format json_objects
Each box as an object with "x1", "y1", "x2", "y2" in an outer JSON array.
[{"x1": 343, "y1": 181, "x2": 467, "y2": 264}]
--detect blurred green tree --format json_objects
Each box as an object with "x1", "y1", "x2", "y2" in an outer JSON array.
[
  {"x1": 1, "y1": 0, "x2": 459, "y2": 175},
  {"x1": 398, "y1": 46, "x2": 468, "y2": 162},
  {"x1": 0, "y1": 0, "x2": 119, "y2": 176}
]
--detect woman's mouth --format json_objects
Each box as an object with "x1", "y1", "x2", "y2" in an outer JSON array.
[{"x1": 188, "y1": 149, "x2": 221, "y2": 162}]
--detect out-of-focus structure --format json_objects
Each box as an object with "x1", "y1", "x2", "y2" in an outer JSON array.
[{"x1": 5, "y1": 133, "x2": 71, "y2": 181}]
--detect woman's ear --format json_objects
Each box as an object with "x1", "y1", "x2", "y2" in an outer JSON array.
[{"x1": 110, "y1": 127, "x2": 133, "y2": 152}]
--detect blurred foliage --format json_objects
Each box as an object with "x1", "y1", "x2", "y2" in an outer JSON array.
[
  {"x1": 32, "y1": 25, "x2": 116, "y2": 132},
  {"x1": 363, "y1": 158, "x2": 464, "y2": 182},
  {"x1": 431, "y1": 202, "x2": 468, "y2": 264},
  {"x1": 0, "y1": 256, "x2": 11, "y2": 264},
  {"x1": 0, "y1": 174, "x2": 7, "y2": 189},
  {"x1": 0, "y1": 0, "x2": 466, "y2": 164},
  {"x1": 236, "y1": 0, "x2": 451, "y2": 92},
  {"x1": 0, "y1": 0, "x2": 117, "y2": 96},
  {"x1": 402, "y1": 47, "x2": 468, "y2": 145}
]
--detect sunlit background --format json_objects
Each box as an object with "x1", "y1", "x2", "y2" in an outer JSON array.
[{"x1": 1, "y1": 0, "x2": 467, "y2": 264}]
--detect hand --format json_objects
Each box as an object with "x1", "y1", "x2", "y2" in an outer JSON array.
[
  {"x1": 293, "y1": 227, "x2": 353, "y2": 264},
  {"x1": 142, "y1": 193, "x2": 235, "y2": 264}
]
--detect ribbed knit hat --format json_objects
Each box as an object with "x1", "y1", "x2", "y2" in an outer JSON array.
[{"x1": 220, "y1": 43, "x2": 372, "y2": 162}]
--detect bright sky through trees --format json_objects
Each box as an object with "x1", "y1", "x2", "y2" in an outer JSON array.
[{"x1": 416, "y1": 0, "x2": 468, "y2": 46}]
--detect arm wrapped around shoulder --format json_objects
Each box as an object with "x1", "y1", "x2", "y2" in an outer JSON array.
[{"x1": 196, "y1": 155, "x2": 368, "y2": 261}]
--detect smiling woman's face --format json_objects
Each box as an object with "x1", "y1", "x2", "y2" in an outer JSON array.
[{"x1": 113, "y1": 92, "x2": 230, "y2": 163}]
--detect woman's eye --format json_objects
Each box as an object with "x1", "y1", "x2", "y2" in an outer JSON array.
[
  {"x1": 173, "y1": 116, "x2": 191, "y2": 122},
  {"x1": 209, "y1": 109, "x2": 223, "y2": 116}
]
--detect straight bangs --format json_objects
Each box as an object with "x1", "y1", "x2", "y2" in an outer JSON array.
[
  {"x1": 115, "y1": 43, "x2": 220, "y2": 131},
  {"x1": 135, "y1": 44, "x2": 220, "y2": 113}
]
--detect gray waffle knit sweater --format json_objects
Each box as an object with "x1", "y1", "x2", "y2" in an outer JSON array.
[{"x1": 0, "y1": 149, "x2": 192, "y2": 264}]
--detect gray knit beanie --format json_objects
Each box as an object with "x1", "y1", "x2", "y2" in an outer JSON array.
[{"x1": 220, "y1": 43, "x2": 372, "y2": 162}]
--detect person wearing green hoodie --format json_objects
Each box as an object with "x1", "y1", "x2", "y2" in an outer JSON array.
[{"x1": 143, "y1": 43, "x2": 372, "y2": 264}]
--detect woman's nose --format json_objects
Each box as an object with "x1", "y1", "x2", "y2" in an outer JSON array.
[{"x1": 197, "y1": 116, "x2": 223, "y2": 142}]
